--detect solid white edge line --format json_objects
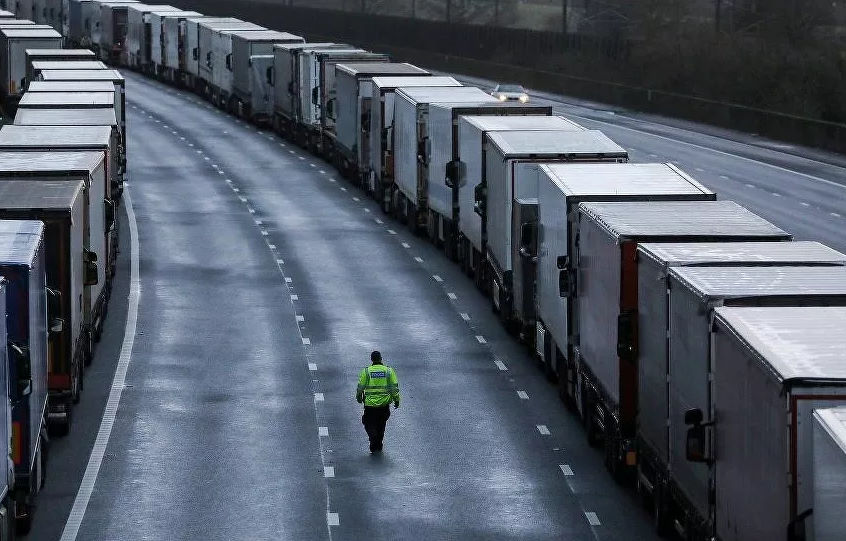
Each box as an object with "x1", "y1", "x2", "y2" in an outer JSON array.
[
  {"x1": 60, "y1": 184, "x2": 141, "y2": 541},
  {"x1": 585, "y1": 511, "x2": 601, "y2": 526}
]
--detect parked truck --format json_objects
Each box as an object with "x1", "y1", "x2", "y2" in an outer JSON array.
[
  {"x1": 98, "y1": 1, "x2": 140, "y2": 63},
  {"x1": 0, "y1": 25, "x2": 62, "y2": 101},
  {"x1": 455, "y1": 115, "x2": 584, "y2": 280},
  {"x1": 124, "y1": 4, "x2": 181, "y2": 69},
  {"x1": 25, "y1": 48, "x2": 95, "y2": 80},
  {"x1": 0, "y1": 180, "x2": 86, "y2": 436},
  {"x1": 196, "y1": 19, "x2": 262, "y2": 96},
  {"x1": 82, "y1": 0, "x2": 137, "y2": 51},
  {"x1": 636, "y1": 241, "x2": 846, "y2": 537},
  {"x1": 704, "y1": 306, "x2": 846, "y2": 540},
  {"x1": 367, "y1": 75, "x2": 461, "y2": 206},
  {"x1": 159, "y1": 11, "x2": 205, "y2": 82},
  {"x1": 572, "y1": 200, "x2": 790, "y2": 480},
  {"x1": 813, "y1": 406, "x2": 846, "y2": 541},
  {"x1": 149, "y1": 9, "x2": 200, "y2": 77},
  {"x1": 331, "y1": 62, "x2": 430, "y2": 182},
  {"x1": 181, "y1": 17, "x2": 239, "y2": 89},
  {"x1": 0, "y1": 220, "x2": 48, "y2": 533}
]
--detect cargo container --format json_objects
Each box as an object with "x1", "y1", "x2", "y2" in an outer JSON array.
[
  {"x1": 813, "y1": 406, "x2": 846, "y2": 541},
  {"x1": 271, "y1": 42, "x2": 345, "y2": 136},
  {"x1": 99, "y1": 1, "x2": 141, "y2": 63},
  {"x1": 0, "y1": 180, "x2": 86, "y2": 436},
  {"x1": 125, "y1": 4, "x2": 181, "y2": 69},
  {"x1": 151, "y1": 9, "x2": 199, "y2": 78},
  {"x1": 332, "y1": 62, "x2": 429, "y2": 181},
  {"x1": 29, "y1": 59, "x2": 107, "y2": 80},
  {"x1": 0, "y1": 151, "x2": 108, "y2": 353},
  {"x1": 306, "y1": 49, "x2": 388, "y2": 152},
  {"x1": 0, "y1": 279, "x2": 14, "y2": 540},
  {"x1": 0, "y1": 19, "x2": 36, "y2": 27},
  {"x1": 707, "y1": 306, "x2": 846, "y2": 541},
  {"x1": 18, "y1": 89, "x2": 114, "y2": 109},
  {"x1": 573, "y1": 200, "x2": 790, "y2": 477},
  {"x1": 0, "y1": 9, "x2": 13, "y2": 18},
  {"x1": 82, "y1": 0, "x2": 136, "y2": 49},
  {"x1": 27, "y1": 78, "x2": 115, "y2": 92},
  {"x1": 367, "y1": 76, "x2": 461, "y2": 203},
  {"x1": 182, "y1": 17, "x2": 238, "y2": 87},
  {"x1": 456, "y1": 115, "x2": 584, "y2": 278},
  {"x1": 247, "y1": 53, "x2": 273, "y2": 124},
  {"x1": 427, "y1": 103, "x2": 552, "y2": 257},
  {"x1": 196, "y1": 19, "x2": 261, "y2": 94},
  {"x1": 34, "y1": 0, "x2": 61, "y2": 30},
  {"x1": 130, "y1": 7, "x2": 183, "y2": 71},
  {"x1": 392, "y1": 86, "x2": 498, "y2": 228},
  {"x1": 0, "y1": 220, "x2": 48, "y2": 532},
  {"x1": 0, "y1": 26, "x2": 61, "y2": 98},
  {"x1": 25, "y1": 48, "x2": 96, "y2": 83},
  {"x1": 0, "y1": 124, "x2": 120, "y2": 265}
]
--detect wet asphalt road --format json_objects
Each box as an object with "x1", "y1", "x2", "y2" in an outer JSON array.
[{"x1": 26, "y1": 71, "x2": 846, "y2": 541}]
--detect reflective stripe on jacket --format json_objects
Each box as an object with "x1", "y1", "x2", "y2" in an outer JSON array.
[{"x1": 356, "y1": 363, "x2": 400, "y2": 407}]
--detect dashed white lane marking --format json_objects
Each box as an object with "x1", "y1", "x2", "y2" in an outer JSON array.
[
  {"x1": 268, "y1": 244, "x2": 276, "y2": 250},
  {"x1": 433, "y1": 275, "x2": 443, "y2": 282},
  {"x1": 719, "y1": 175, "x2": 729, "y2": 180},
  {"x1": 285, "y1": 277, "x2": 293, "y2": 284},
  {"x1": 302, "y1": 337, "x2": 311, "y2": 346},
  {"x1": 352, "y1": 197, "x2": 360, "y2": 201},
  {"x1": 517, "y1": 390, "x2": 529, "y2": 400},
  {"x1": 745, "y1": 183, "x2": 755, "y2": 188},
  {"x1": 309, "y1": 163, "x2": 316, "y2": 168},
  {"x1": 324, "y1": 466, "x2": 335, "y2": 478},
  {"x1": 339, "y1": 187, "x2": 347, "y2": 192},
  {"x1": 375, "y1": 218, "x2": 383, "y2": 224},
  {"x1": 261, "y1": 230, "x2": 269, "y2": 237},
  {"x1": 291, "y1": 294, "x2": 299, "y2": 301},
  {"x1": 649, "y1": 153, "x2": 658, "y2": 158},
  {"x1": 447, "y1": 292, "x2": 457, "y2": 300},
  {"x1": 217, "y1": 171, "x2": 224, "y2": 175},
  {"x1": 327, "y1": 513, "x2": 339, "y2": 527},
  {"x1": 475, "y1": 335, "x2": 487, "y2": 344},
  {"x1": 296, "y1": 315, "x2": 305, "y2": 322},
  {"x1": 695, "y1": 167, "x2": 704, "y2": 172},
  {"x1": 414, "y1": 257, "x2": 423, "y2": 263},
  {"x1": 255, "y1": 219, "x2": 263, "y2": 225},
  {"x1": 60, "y1": 184, "x2": 141, "y2": 541},
  {"x1": 314, "y1": 392, "x2": 325, "y2": 402},
  {"x1": 319, "y1": 170, "x2": 325, "y2": 174},
  {"x1": 460, "y1": 313, "x2": 470, "y2": 321},
  {"x1": 188, "y1": 143, "x2": 194, "y2": 147},
  {"x1": 277, "y1": 258, "x2": 285, "y2": 265},
  {"x1": 180, "y1": 137, "x2": 185, "y2": 140},
  {"x1": 401, "y1": 242, "x2": 410, "y2": 249},
  {"x1": 247, "y1": 207, "x2": 255, "y2": 213},
  {"x1": 800, "y1": 202, "x2": 810, "y2": 207},
  {"x1": 289, "y1": 149, "x2": 295, "y2": 154},
  {"x1": 559, "y1": 464, "x2": 574, "y2": 476},
  {"x1": 308, "y1": 363, "x2": 318, "y2": 371},
  {"x1": 494, "y1": 360, "x2": 508, "y2": 371},
  {"x1": 831, "y1": 212, "x2": 842, "y2": 218},
  {"x1": 387, "y1": 229, "x2": 396, "y2": 235},
  {"x1": 363, "y1": 208, "x2": 371, "y2": 213},
  {"x1": 585, "y1": 512, "x2": 601, "y2": 526},
  {"x1": 318, "y1": 426, "x2": 329, "y2": 437},
  {"x1": 772, "y1": 192, "x2": 782, "y2": 197},
  {"x1": 298, "y1": 156, "x2": 305, "y2": 161},
  {"x1": 537, "y1": 425, "x2": 551, "y2": 435},
  {"x1": 225, "y1": 179, "x2": 232, "y2": 184},
  {"x1": 328, "y1": 178, "x2": 336, "y2": 183}
]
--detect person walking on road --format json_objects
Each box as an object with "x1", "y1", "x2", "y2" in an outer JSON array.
[{"x1": 356, "y1": 351, "x2": 400, "y2": 453}]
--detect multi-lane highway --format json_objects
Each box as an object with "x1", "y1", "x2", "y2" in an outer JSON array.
[{"x1": 27, "y1": 70, "x2": 845, "y2": 541}]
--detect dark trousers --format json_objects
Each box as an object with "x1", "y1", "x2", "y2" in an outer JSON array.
[{"x1": 362, "y1": 405, "x2": 391, "y2": 452}]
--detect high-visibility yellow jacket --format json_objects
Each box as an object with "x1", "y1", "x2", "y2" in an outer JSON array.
[{"x1": 356, "y1": 363, "x2": 400, "y2": 407}]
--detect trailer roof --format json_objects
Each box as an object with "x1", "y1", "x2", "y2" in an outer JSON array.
[
  {"x1": 397, "y1": 85, "x2": 495, "y2": 104},
  {"x1": 191, "y1": 17, "x2": 242, "y2": 25},
  {"x1": 638, "y1": 241, "x2": 846, "y2": 268},
  {"x1": 273, "y1": 42, "x2": 341, "y2": 52},
  {"x1": 714, "y1": 306, "x2": 846, "y2": 382},
  {"x1": 0, "y1": 125, "x2": 112, "y2": 148},
  {"x1": 15, "y1": 107, "x2": 117, "y2": 127},
  {"x1": 154, "y1": 11, "x2": 202, "y2": 19},
  {"x1": 670, "y1": 266, "x2": 846, "y2": 302},
  {"x1": 0, "y1": 28, "x2": 62, "y2": 38},
  {"x1": 0, "y1": 151, "x2": 103, "y2": 174},
  {"x1": 0, "y1": 221, "x2": 43, "y2": 266},
  {"x1": 578, "y1": 200, "x2": 790, "y2": 240},
  {"x1": 462, "y1": 115, "x2": 583, "y2": 132},
  {"x1": 544, "y1": 162, "x2": 705, "y2": 195},
  {"x1": 38, "y1": 69, "x2": 124, "y2": 82},
  {"x1": 25, "y1": 49, "x2": 95, "y2": 58},
  {"x1": 0, "y1": 180, "x2": 83, "y2": 210},
  {"x1": 19, "y1": 92, "x2": 115, "y2": 107},
  {"x1": 312, "y1": 49, "x2": 379, "y2": 59},
  {"x1": 228, "y1": 30, "x2": 302, "y2": 42},
  {"x1": 371, "y1": 76, "x2": 461, "y2": 90},
  {"x1": 336, "y1": 62, "x2": 429, "y2": 77},
  {"x1": 200, "y1": 21, "x2": 263, "y2": 31},
  {"x1": 815, "y1": 407, "x2": 846, "y2": 454},
  {"x1": 31, "y1": 60, "x2": 108, "y2": 70},
  {"x1": 489, "y1": 130, "x2": 627, "y2": 157},
  {"x1": 0, "y1": 20, "x2": 36, "y2": 26},
  {"x1": 27, "y1": 81, "x2": 117, "y2": 92},
  {"x1": 0, "y1": 10, "x2": 14, "y2": 17},
  {"x1": 127, "y1": 5, "x2": 182, "y2": 14}
]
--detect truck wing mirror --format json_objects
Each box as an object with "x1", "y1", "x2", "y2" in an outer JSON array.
[
  {"x1": 617, "y1": 310, "x2": 638, "y2": 361},
  {"x1": 9, "y1": 341, "x2": 31, "y2": 398},
  {"x1": 416, "y1": 137, "x2": 430, "y2": 164},
  {"x1": 84, "y1": 250, "x2": 99, "y2": 286},
  {"x1": 473, "y1": 183, "x2": 486, "y2": 218},
  {"x1": 326, "y1": 98, "x2": 336, "y2": 119},
  {"x1": 311, "y1": 86, "x2": 319, "y2": 105}
]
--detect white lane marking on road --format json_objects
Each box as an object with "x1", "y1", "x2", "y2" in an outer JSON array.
[
  {"x1": 339, "y1": 187, "x2": 347, "y2": 192},
  {"x1": 261, "y1": 231, "x2": 269, "y2": 237},
  {"x1": 289, "y1": 149, "x2": 295, "y2": 154},
  {"x1": 324, "y1": 466, "x2": 335, "y2": 478},
  {"x1": 217, "y1": 171, "x2": 224, "y2": 175},
  {"x1": 298, "y1": 156, "x2": 305, "y2": 161},
  {"x1": 267, "y1": 244, "x2": 276, "y2": 250},
  {"x1": 585, "y1": 512, "x2": 601, "y2": 526},
  {"x1": 537, "y1": 425, "x2": 551, "y2": 435},
  {"x1": 327, "y1": 513, "x2": 339, "y2": 527},
  {"x1": 447, "y1": 292, "x2": 457, "y2": 300},
  {"x1": 308, "y1": 363, "x2": 318, "y2": 371},
  {"x1": 375, "y1": 218, "x2": 383, "y2": 224},
  {"x1": 460, "y1": 313, "x2": 470, "y2": 321},
  {"x1": 475, "y1": 335, "x2": 487, "y2": 344},
  {"x1": 255, "y1": 219, "x2": 263, "y2": 225},
  {"x1": 494, "y1": 360, "x2": 508, "y2": 371},
  {"x1": 517, "y1": 390, "x2": 529, "y2": 400},
  {"x1": 720, "y1": 175, "x2": 729, "y2": 180},
  {"x1": 302, "y1": 337, "x2": 311, "y2": 345},
  {"x1": 318, "y1": 427, "x2": 329, "y2": 437},
  {"x1": 352, "y1": 197, "x2": 360, "y2": 202},
  {"x1": 225, "y1": 178, "x2": 232, "y2": 184},
  {"x1": 319, "y1": 170, "x2": 326, "y2": 174},
  {"x1": 745, "y1": 183, "x2": 755, "y2": 188},
  {"x1": 314, "y1": 392, "x2": 325, "y2": 402},
  {"x1": 560, "y1": 464, "x2": 574, "y2": 476},
  {"x1": 188, "y1": 143, "x2": 194, "y2": 147},
  {"x1": 387, "y1": 229, "x2": 396, "y2": 235},
  {"x1": 695, "y1": 167, "x2": 705, "y2": 172},
  {"x1": 285, "y1": 277, "x2": 293, "y2": 284},
  {"x1": 60, "y1": 184, "x2": 141, "y2": 541},
  {"x1": 328, "y1": 178, "x2": 336, "y2": 183},
  {"x1": 401, "y1": 242, "x2": 410, "y2": 249},
  {"x1": 800, "y1": 201, "x2": 810, "y2": 207},
  {"x1": 247, "y1": 207, "x2": 255, "y2": 213},
  {"x1": 277, "y1": 259, "x2": 285, "y2": 265},
  {"x1": 180, "y1": 137, "x2": 185, "y2": 140},
  {"x1": 309, "y1": 163, "x2": 316, "y2": 168},
  {"x1": 296, "y1": 315, "x2": 305, "y2": 322},
  {"x1": 363, "y1": 208, "x2": 371, "y2": 213},
  {"x1": 433, "y1": 275, "x2": 443, "y2": 282},
  {"x1": 772, "y1": 192, "x2": 782, "y2": 197},
  {"x1": 832, "y1": 212, "x2": 842, "y2": 218},
  {"x1": 290, "y1": 294, "x2": 299, "y2": 301},
  {"x1": 414, "y1": 257, "x2": 423, "y2": 263}
]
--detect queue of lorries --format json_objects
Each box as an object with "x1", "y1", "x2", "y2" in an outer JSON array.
[{"x1": 0, "y1": 1, "x2": 842, "y2": 540}]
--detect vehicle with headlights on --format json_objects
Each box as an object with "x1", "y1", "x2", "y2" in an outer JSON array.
[{"x1": 491, "y1": 83, "x2": 529, "y2": 102}]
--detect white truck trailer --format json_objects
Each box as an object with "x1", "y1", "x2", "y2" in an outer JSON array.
[
  {"x1": 813, "y1": 406, "x2": 846, "y2": 541},
  {"x1": 98, "y1": 1, "x2": 140, "y2": 63},
  {"x1": 149, "y1": 9, "x2": 200, "y2": 76},
  {"x1": 0, "y1": 26, "x2": 61, "y2": 99}
]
